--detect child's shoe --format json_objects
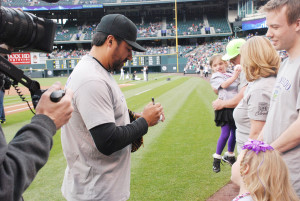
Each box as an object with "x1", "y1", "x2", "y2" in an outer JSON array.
[
  {"x1": 212, "y1": 153, "x2": 222, "y2": 173},
  {"x1": 222, "y1": 152, "x2": 236, "y2": 166}
]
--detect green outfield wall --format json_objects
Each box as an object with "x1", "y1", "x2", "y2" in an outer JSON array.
[{"x1": 17, "y1": 55, "x2": 189, "y2": 78}]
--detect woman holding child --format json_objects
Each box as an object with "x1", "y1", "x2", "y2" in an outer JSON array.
[{"x1": 233, "y1": 36, "x2": 280, "y2": 153}]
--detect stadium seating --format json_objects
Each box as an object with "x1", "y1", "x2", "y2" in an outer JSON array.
[
  {"x1": 50, "y1": 45, "x2": 198, "y2": 58},
  {"x1": 167, "y1": 18, "x2": 204, "y2": 36},
  {"x1": 2, "y1": 0, "x2": 119, "y2": 6},
  {"x1": 2, "y1": 0, "x2": 32, "y2": 7},
  {"x1": 81, "y1": 22, "x2": 97, "y2": 40},
  {"x1": 207, "y1": 14, "x2": 231, "y2": 33},
  {"x1": 49, "y1": 49, "x2": 89, "y2": 59},
  {"x1": 184, "y1": 41, "x2": 227, "y2": 70},
  {"x1": 33, "y1": 0, "x2": 75, "y2": 6},
  {"x1": 121, "y1": 0, "x2": 193, "y2": 2},
  {"x1": 54, "y1": 14, "x2": 228, "y2": 41},
  {"x1": 122, "y1": 0, "x2": 140, "y2": 2},
  {"x1": 137, "y1": 22, "x2": 161, "y2": 38},
  {"x1": 79, "y1": 0, "x2": 117, "y2": 3},
  {"x1": 54, "y1": 21, "x2": 83, "y2": 41},
  {"x1": 2, "y1": 0, "x2": 76, "y2": 6}
]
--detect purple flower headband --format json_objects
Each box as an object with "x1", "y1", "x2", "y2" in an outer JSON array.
[{"x1": 242, "y1": 140, "x2": 274, "y2": 154}]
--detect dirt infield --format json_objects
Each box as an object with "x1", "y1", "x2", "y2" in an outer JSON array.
[
  {"x1": 206, "y1": 181, "x2": 239, "y2": 201},
  {"x1": 119, "y1": 83, "x2": 134, "y2": 88}
]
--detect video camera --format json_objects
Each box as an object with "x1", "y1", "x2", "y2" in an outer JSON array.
[{"x1": 0, "y1": 0, "x2": 64, "y2": 112}]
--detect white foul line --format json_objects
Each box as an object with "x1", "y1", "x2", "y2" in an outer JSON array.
[
  {"x1": 4, "y1": 102, "x2": 33, "y2": 114},
  {"x1": 135, "y1": 89, "x2": 152, "y2": 96},
  {"x1": 6, "y1": 107, "x2": 30, "y2": 114},
  {"x1": 5, "y1": 103, "x2": 31, "y2": 109}
]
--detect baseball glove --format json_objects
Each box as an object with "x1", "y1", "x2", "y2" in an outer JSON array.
[{"x1": 128, "y1": 109, "x2": 144, "y2": 153}]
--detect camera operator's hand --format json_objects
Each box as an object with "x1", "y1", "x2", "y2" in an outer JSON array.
[
  {"x1": 141, "y1": 102, "x2": 164, "y2": 127},
  {"x1": 0, "y1": 43, "x2": 13, "y2": 58},
  {"x1": 35, "y1": 82, "x2": 73, "y2": 130}
]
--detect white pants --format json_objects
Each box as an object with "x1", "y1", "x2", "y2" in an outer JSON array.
[{"x1": 119, "y1": 73, "x2": 124, "y2": 80}]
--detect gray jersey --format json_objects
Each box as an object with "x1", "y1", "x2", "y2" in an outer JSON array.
[
  {"x1": 238, "y1": 71, "x2": 248, "y2": 92},
  {"x1": 210, "y1": 72, "x2": 239, "y2": 100},
  {"x1": 233, "y1": 77, "x2": 276, "y2": 153},
  {"x1": 61, "y1": 55, "x2": 131, "y2": 201},
  {"x1": 263, "y1": 56, "x2": 300, "y2": 196}
]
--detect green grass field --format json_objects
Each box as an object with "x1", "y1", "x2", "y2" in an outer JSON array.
[{"x1": 3, "y1": 73, "x2": 232, "y2": 201}]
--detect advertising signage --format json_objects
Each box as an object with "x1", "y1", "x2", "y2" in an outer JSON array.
[
  {"x1": 13, "y1": 4, "x2": 103, "y2": 11},
  {"x1": 242, "y1": 18, "x2": 266, "y2": 31}
]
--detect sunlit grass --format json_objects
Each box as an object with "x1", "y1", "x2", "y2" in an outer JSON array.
[{"x1": 2, "y1": 75, "x2": 232, "y2": 201}]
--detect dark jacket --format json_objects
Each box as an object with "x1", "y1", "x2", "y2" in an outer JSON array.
[
  {"x1": 0, "y1": 114, "x2": 56, "y2": 201},
  {"x1": 0, "y1": 73, "x2": 11, "y2": 92}
]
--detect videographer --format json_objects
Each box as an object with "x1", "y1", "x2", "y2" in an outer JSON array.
[
  {"x1": 0, "y1": 73, "x2": 11, "y2": 124},
  {"x1": 0, "y1": 79, "x2": 73, "y2": 201},
  {"x1": 0, "y1": 4, "x2": 74, "y2": 200},
  {"x1": 0, "y1": 44, "x2": 12, "y2": 124}
]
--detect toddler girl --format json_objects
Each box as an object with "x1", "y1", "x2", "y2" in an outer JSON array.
[{"x1": 210, "y1": 54, "x2": 241, "y2": 173}]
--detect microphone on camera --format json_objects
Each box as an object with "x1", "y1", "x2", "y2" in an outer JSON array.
[{"x1": 42, "y1": 0, "x2": 60, "y2": 2}]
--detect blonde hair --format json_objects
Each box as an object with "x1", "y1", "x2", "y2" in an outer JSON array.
[
  {"x1": 240, "y1": 36, "x2": 280, "y2": 82},
  {"x1": 209, "y1": 54, "x2": 227, "y2": 67},
  {"x1": 260, "y1": 0, "x2": 300, "y2": 25},
  {"x1": 240, "y1": 149, "x2": 299, "y2": 201}
]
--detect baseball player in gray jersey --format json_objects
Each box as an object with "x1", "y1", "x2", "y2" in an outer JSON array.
[{"x1": 61, "y1": 14, "x2": 164, "y2": 201}]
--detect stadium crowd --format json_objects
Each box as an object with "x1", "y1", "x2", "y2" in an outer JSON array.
[
  {"x1": 49, "y1": 45, "x2": 196, "y2": 59},
  {"x1": 184, "y1": 41, "x2": 227, "y2": 72},
  {"x1": 184, "y1": 35, "x2": 289, "y2": 74},
  {"x1": 51, "y1": 15, "x2": 230, "y2": 41},
  {"x1": 137, "y1": 22, "x2": 161, "y2": 37},
  {"x1": 48, "y1": 49, "x2": 89, "y2": 59}
]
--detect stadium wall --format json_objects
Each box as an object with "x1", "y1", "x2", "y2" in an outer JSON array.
[{"x1": 41, "y1": 55, "x2": 188, "y2": 78}]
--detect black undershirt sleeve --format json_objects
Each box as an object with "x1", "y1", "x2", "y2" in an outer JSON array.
[{"x1": 89, "y1": 117, "x2": 148, "y2": 156}]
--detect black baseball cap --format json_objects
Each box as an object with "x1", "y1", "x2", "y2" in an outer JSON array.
[{"x1": 96, "y1": 14, "x2": 146, "y2": 52}]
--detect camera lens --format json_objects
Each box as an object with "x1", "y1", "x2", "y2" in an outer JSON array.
[
  {"x1": 0, "y1": 6, "x2": 57, "y2": 52},
  {"x1": 0, "y1": 7, "x2": 34, "y2": 47}
]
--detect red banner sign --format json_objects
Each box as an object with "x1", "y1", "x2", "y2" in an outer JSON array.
[{"x1": 8, "y1": 53, "x2": 31, "y2": 65}]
